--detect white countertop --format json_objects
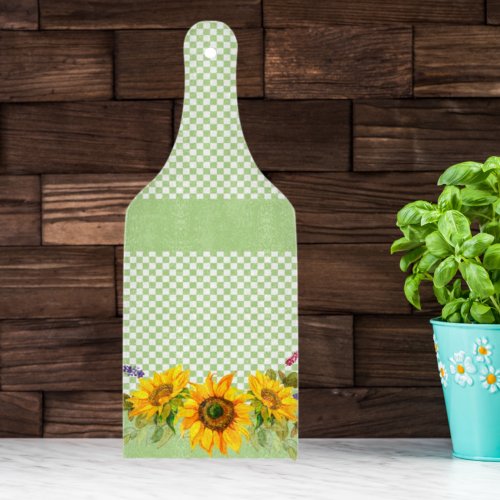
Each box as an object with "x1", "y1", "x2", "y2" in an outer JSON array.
[{"x1": 0, "y1": 439, "x2": 499, "y2": 499}]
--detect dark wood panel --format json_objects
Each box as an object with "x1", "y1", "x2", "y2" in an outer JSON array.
[
  {"x1": 0, "y1": 319, "x2": 121, "y2": 391},
  {"x1": 0, "y1": 176, "x2": 40, "y2": 245},
  {"x1": 44, "y1": 391, "x2": 121, "y2": 437},
  {"x1": 0, "y1": 32, "x2": 112, "y2": 102},
  {"x1": 265, "y1": 27, "x2": 412, "y2": 99},
  {"x1": 298, "y1": 245, "x2": 409, "y2": 314},
  {"x1": 40, "y1": 0, "x2": 261, "y2": 29},
  {"x1": 42, "y1": 174, "x2": 152, "y2": 245},
  {"x1": 175, "y1": 99, "x2": 351, "y2": 172},
  {"x1": 355, "y1": 315, "x2": 439, "y2": 387},
  {"x1": 488, "y1": 0, "x2": 500, "y2": 24},
  {"x1": 41, "y1": 172, "x2": 439, "y2": 246},
  {"x1": 0, "y1": 0, "x2": 38, "y2": 29},
  {"x1": 0, "y1": 392, "x2": 42, "y2": 437},
  {"x1": 265, "y1": 0, "x2": 484, "y2": 26},
  {"x1": 1, "y1": 102, "x2": 172, "y2": 175},
  {"x1": 354, "y1": 99, "x2": 500, "y2": 172},
  {"x1": 300, "y1": 388, "x2": 448, "y2": 437},
  {"x1": 299, "y1": 315, "x2": 353, "y2": 387},
  {"x1": 415, "y1": 26, "x2": 500, "y2": 96},
  {"x1": 115, "y1": 247, "x2": 123, "y2": 316},
  {"x1": 270, "y1": 172, "x2": 440, "y2": 244},
  {"x1": 116, "y1": 29, "x2": 263, "y2": 99},
  {"x1": 0, "y1": 247, "x2": 115, "y2": 318}
]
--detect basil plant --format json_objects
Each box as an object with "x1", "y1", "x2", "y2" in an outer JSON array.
[{"x1": 391, "y1": 157, "x2": 500, "y2": 324}]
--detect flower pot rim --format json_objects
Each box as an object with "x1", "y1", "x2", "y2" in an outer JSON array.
[{"x1": 430, "y1": 318, "x2": 500, "y2": 330}]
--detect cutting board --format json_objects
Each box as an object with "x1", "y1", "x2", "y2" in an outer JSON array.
[{"x1": 122, "y1": 21, "x2": 298, "y2": 458}]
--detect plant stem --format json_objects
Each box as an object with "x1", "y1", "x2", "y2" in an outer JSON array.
[{"x1": 490, "y1": 295, "x2": 500, "y2": 314}]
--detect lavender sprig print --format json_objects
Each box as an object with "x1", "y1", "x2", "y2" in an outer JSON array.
[{"x1": 123, "y1": 365, "x2": 145, "y2": 378}]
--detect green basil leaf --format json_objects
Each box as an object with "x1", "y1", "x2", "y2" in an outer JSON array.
[
  {"x1": 425, "y1": 231, "x2": 453, "y2": 258},
  {"x1": 482, "y1": 222, "x2": 500, "y2": 243},
  {"x1": 452, "y1": 278, "x2": 463, "y2": 299},
  {"x1": 437, "y1": 161, "x2": 488, "y2": 186},
  {"x1": 437, "y1": 210, "x2": 471, "y2": 245},
  {"x1": 397, "y1": 201, "x2": 434, "y2": 227},
  {"x1": 433, "y1": 256, "x2": 459, "y2": 288},
  {"x1": 442, "y1": 298, "x2": 466, "y2": 320},
  {"x1": 482, "y1": 156, "x2": 500, "y2": 173},
  {"x1": 459, "y1": 260, "x2": 495, "y2": 298},
  {"x1": 460, "y1": 299, "x2": 472, "y2": 323},
  {"x1": 448, "y1": 312, "x2": 463, "y2": 323},
  {"x1": 404, "y1": 274, "x2": 422, "y2": 310},
  {"x1": 460, "y1": 187, "x2": 497, "y2": 207},
  {"x1": 438, "y1": 185, "x2": 461, "y2": 211},
  {"x1": 390, "y1": 237, "x2": 423, "y2": 254},
  {"x1": 494, "y1": 199, "x2": 500, "y2": 215},
  {"x1": 400, "y1": 246, "x2": 426, "y2": 272},
  {"x1": 421, "y1": 210, "x2": 441, "y2": 226},
  {"x1": 483, "y1": 243, "x2": 500, "y2": 270},
  {"x1": 470, "y1": 302, "x2": 495, "y2": 324},
  {"x1": 433, "y1": 284, "x2": 450, "y2": 305},
  {"x1": 462, "y1": 205, "x2": 493, "y2": 226},
  {"x1": 461, "y1": 233, "x2": 494, "y2": 258},
  {"x1": 417, "y1": 252, "x2": 441, "y2": 273}
]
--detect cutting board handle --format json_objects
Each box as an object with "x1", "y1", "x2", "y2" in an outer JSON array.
[
  {"x1": 137, "y1": 21, "x2": 283, "y2": 200},
  {"x1": 170, "y1": 21, "x2": 257, "y2": 174}
]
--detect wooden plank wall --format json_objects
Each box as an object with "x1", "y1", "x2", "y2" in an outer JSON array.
[{"x1": 5, "y1": 0, "x2": 500, "y2": 439}]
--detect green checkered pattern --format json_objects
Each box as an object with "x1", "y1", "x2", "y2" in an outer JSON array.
[
  {"x1": 123, "y1": 250, "x2": 297, "y2": 394},
  {"x1": 140, "y1": 21, "x2": 283, "y2": 200}
]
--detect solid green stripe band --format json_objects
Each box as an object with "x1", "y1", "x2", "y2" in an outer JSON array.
[{"x1": 125, "y1": 199, "x2": 297, "y2": 252}]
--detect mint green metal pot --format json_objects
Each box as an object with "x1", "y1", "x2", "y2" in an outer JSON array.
[{"x1": 431, "y1": 319, "x2": 500, "y2": 461}]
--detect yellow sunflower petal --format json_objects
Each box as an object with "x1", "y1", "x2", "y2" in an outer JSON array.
[
  {"x1": 234, "y1": 423, "x2": 250, "y2": 439},
  {"x1": 205, "y1": 373, "x2": 216, "y2": 397},
  {"x1": 130, "y1": 390, "x2": 149, "y2": 400},
  {"x1": 201, "y1": 427, "x2": 214, "y2": 454},
  {"x1": 223, "y1": 427, "x2": 242, "y2": 453},
  {"x1": 181, "y1": 415, "x2": 199, "y2": 431},
  {"x1": 139, "y1": 378, "x2": 154, "y2": 392},
  {"x1": 215, "y1": 373, "x2": 234, "y2": 397},
  {"x1": 190, "y1": 421, "x2": 203, "y2": 448},
  {"x1": 248, "y1": 375, "x2": 261, "y2": 397},
  {"x1": 180, "y1": 408, "x2": 196, "y2": 418},
  {"x1": 183, "y1": 399, "x2": 198, "y2": 410}
]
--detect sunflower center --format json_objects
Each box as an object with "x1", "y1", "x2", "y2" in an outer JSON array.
[
  {"x1": 199, "y1": 397, "x2": 235, "y2": 431},
  {"x1": 479, "y1": 346, "x2": 488, "y2": 355},
  {"x1": 149, "y1": 383, "x2": 173, "y2": 406},
  {"x1": 457, "y1": 364, "x2": 465, "y2": 374},
  {"x1": 487, "y1": 373, "x2": 497, "y2": 385},
  {"x1": 261, "y1": 388, "x2": 282, "y2": 410}
]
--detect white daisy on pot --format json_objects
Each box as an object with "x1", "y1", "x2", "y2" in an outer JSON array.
[
  {"x1": 433, "y1": 333, "x2": 439, "y2": 356},
  {"x1": 438, "y1": 361, "x2": 448, "y2": 387},
  {"x1": 473, "y1": 337, "x2": 493, "y2": 364},
  {"x1": 449, "y1": 351, "x2": 476, "y2": 387},
  {"x1": 480, "y1": 365, "x2": 500, "y2": 394}
]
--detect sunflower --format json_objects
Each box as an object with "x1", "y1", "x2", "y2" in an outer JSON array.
[
  {"x1": 178, "y1": 372, "x2": 252, "y2": 455},
  {"x1": 128, "y1": 365, "x2": 189, "y2": 420},
  {"x1": 248, "y1": 371, "x2": 297, "y2": 422}
]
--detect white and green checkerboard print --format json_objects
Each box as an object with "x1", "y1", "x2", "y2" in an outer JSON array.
[
  {"x1": 123, "y1": 250, "x2": 297, "y2": 394},
  {"x1": 123, "y1": 21, "x2": 298, "y2": 458}
]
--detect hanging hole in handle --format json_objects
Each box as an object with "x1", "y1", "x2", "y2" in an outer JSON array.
[{"x1": 204, "y1": 47, "x2": 217, "y2": 60}]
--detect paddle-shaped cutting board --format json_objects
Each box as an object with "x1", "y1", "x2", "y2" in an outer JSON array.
[{"x1": 123, "y1": 21, "x2": 298, "y2": 458}]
